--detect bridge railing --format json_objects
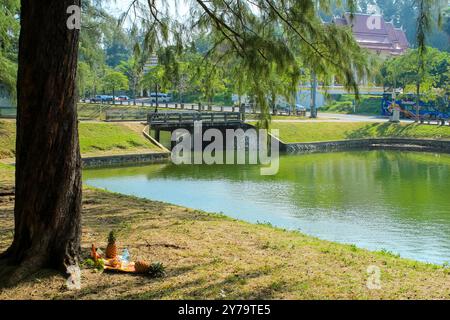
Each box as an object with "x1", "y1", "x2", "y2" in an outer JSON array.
[
  {"x1": 105, "y1": 110, "x2": 148, "y2": 121},
  {"x1": 148, "y1": 112, "x2": 242, "y2": 126}
]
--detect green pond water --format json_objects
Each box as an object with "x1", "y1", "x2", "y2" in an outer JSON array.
[{"x1": 83, "y1": 150, "x2": 450, "y2": 265}]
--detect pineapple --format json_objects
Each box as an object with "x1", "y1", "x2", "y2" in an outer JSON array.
[
  {"x1": 105, "y1": 231, "x2": 118, "y2": 259},
  {"x1": 134, "y1": 260, "x2": 150, "y2": 273}
]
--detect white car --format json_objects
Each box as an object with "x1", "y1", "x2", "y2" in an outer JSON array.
[{"x1": 149, "y1": 93, "x2": 171, "y2": 102}]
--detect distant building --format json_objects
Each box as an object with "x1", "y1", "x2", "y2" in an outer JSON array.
[{"x1": 332, "y1": 13, "x2": 409, "y2": 58}]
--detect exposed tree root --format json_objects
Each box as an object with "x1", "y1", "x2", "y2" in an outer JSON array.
[
  {"x1": 0, "y1": 249, "x2": 81, "y2": 290},
  {"x1": 0, "y1": 255, "x2": 45, "y2": 288}
]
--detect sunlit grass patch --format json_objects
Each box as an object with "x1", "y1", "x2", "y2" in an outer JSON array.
[
  {"x1": 0, "y1": 120, "x2": 162, "y2": 160},
  {"x1": 268, "y1": 122, "x2": 450, "y2": 143}
]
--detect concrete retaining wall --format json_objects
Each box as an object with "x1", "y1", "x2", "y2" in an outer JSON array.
[
  {"x1": 82, "y1": 152, "x2": 170, "y2": 168},
  {"x1": 282, "y1": 138, "x2": 450, "y2": 154},
  {"x1": 81, "y1": 138, "x2": 450, "y2": 168}
]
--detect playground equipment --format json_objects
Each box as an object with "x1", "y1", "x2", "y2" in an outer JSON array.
[{"x1": 381, "y1": 93, "x2": 450, "y2": 120}]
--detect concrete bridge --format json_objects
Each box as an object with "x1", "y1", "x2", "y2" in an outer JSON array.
[{"x1": 147, "y1": 111, "x2": 247, "y2": 143}]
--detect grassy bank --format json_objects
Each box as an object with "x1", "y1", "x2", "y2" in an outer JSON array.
[
  {"x1": 78, "y1": 122, "x2": 161, "y2": 156},
  {"x1": 1, "y1": 168, "x2": 450, "y2": 299},
  {"x1": 321, "y1": 95, "x2": 380, "y2": 115},
  {"x1": 270, "y1": 122, "x2": 450, "y2": 143},
  {"x1": 0, "y1": 120, "x2": 161, "y2": 159}
]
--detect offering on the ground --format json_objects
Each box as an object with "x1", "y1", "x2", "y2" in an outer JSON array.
[{"x1": 87, "y1": 232, "x2": 165, "y2": 277}]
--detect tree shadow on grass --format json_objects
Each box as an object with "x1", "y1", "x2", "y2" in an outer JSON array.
[
  {"x1": 0, "y1": 262, "x2": 62, "y2": 291},
  {"x1": 345, "y1": 123, "x2": 414, "y2": 140},
  {"x1": 64, "y1": 261, "x2": 202, "y2": 300},
  {"x1": 118, "y1": 264, "x2": 289, "y2": 300}
]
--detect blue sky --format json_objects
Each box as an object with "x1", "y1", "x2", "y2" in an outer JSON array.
[{"x1": 103, "y1": 0, "x2": 190, "y2": 19}]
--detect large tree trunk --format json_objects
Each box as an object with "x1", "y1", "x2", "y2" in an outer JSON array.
[{"x1": 0, "y1": 0, "x2": 82, "y2": 285}]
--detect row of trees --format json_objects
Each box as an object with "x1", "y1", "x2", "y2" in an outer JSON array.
[
  {"x1": 73, "y1": 3, "x2": 235, "y2": 104},
  {"x1": 77, "y1": 46, "x2": 231, "y2": 104},
  {"x1": 382, "y1": 47, "x2": 450, "y2": 95},
  {"x1": 380, "y1": 46, "x2": 450, "y2": 112},
  {"x1": 4, "y1": 1, "x2": 450, "y2": 107}
]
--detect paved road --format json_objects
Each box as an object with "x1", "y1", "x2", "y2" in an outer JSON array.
[
  {"x1": 81, "y1": 99, "x2": 420, "y2": 124},
  {"x1": 132, "y1": 100, "x2": 412, "y2": 123},
  {"x1": 272, "y1": 112, "x2": 415, "y2": 123}
]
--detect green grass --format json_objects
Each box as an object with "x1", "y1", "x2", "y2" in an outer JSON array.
[
  {"x1": 269, "y1": 122, "x2": 450, "y2": 143},
  {"x1": 0, "y1": 120, "x2": 161, "y2": 159},
  {"x1": 0, "y1": 163, "x2": 14, "y2": 170},
  {"x1": 0, "y1": 120, "x2": 15, "y2": 158},
  {"x1": 321, "y1": 95, "x2": 381, "y2": 115},
  {"x1": 78, "y1": 122, "x2": 159, "y2": 154}
]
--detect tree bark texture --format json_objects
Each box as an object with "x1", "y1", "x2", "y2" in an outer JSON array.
[{"x1": 1, "y1": 0, "x2": 82, "y2": 284}]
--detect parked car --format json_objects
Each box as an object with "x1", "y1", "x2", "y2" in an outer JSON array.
[
  {"x1": 274, "y1": 103, "x2": 308, "y2": 114},
  {"x1": 117, "y1": 95, "x2": 130, "y2": 101},
  {"x1": 90, "y1": 95, "x2": 110, "y2": 103},
  {"x1": 295, "y1": 104, "x2": 307, "y2": 111},
  {"x1": 149, "y1": 92, "x2": 171, "y2": 102}
]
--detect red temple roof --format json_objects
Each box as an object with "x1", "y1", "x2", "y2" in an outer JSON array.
[{"x1": 332, "y1": 13, "x2": 409, "y2": 56}]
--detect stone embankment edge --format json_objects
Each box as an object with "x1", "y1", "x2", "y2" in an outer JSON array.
[{"x1": 279, "y1": 137, "x2": 450, "y2": 154}]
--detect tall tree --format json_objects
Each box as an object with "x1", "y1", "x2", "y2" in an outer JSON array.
[
  {"x1": 0, "y1": 0, "x2": 81, "y2": 285},
  {"x1": 105, "y1": 29, "x2": 131, "y2": 68},
  {"x1": 117, "y1": 58, "x2": 143, "y2": 102},
  {"x1": 102, "y1": 69, "x2": 129, "y2": 98}
]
